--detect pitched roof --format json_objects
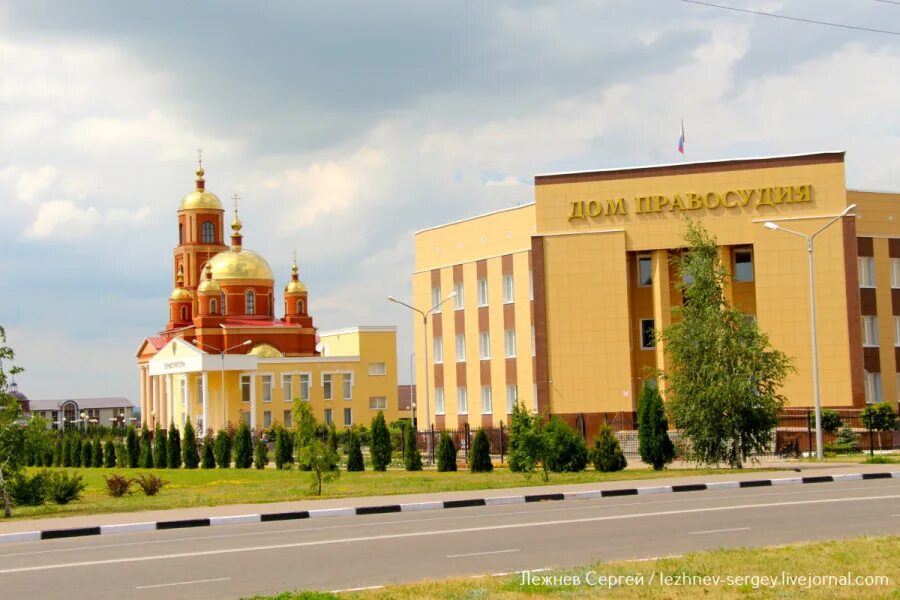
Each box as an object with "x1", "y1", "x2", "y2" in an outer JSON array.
[{"x1": 28, "y1": 397, "x2": 133, "y2": 411}]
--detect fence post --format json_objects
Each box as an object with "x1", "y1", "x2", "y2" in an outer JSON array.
[
  {"x1": 463, "y1": 422, "x2": 470, "y2": 464},
  {"x1": 430, "y1": 425, "x2": 435, "y2": 466},
  {"x1": 869, "y1": 427, "x2": 874, "y2": 457},
  {"x1": 806, "y1": 408, "x2": 812, "y2": 457},
  {"x1": 499, "y1": 422, "x2": 505, "y2": 464}
]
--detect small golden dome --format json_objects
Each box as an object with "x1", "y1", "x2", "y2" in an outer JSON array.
[
  {"x1": 180, "y1": 190, "x2": 224, "y2": 211},
  {"x1": 197, "y1": 263, "x2": 222, "y2": 294},
  {"x1": 169, "y1": 287, "x2": 192, "y2": 302},
  {"x1": 248, "y1": 343, "x2": 283, "y2": 358},
  {"x1": 209, "y1": 248, "x2": 274, "y2": 281},
  {"x1": 284, "y1": 254, "x2": 307, "y2": 294}
]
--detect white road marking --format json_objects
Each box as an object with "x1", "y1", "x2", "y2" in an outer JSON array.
[
  {"x1": 690, "y1": 527, "x2": 750, "y2": 535},
  {"x1": 624, "y1": 554, "x2": 683, "y2": 562},
  {"x1": 447, "y1": 549, "x2": 520, "y2": 558},
  {"x1": 1, "y1": 493, "x2": 897, "y2": 575},
  {"x1": 330, "y1": 585, "x2": 385, "y2": 592},
  {"x1": 135, "y1": 577, "x2": 230, "y2": 589}
]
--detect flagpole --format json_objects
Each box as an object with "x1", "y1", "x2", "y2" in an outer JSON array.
[{"x1": 681, "y1": 119, "x2": 685, "y2": 162}]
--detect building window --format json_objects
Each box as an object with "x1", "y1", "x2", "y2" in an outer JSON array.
[
  {"x1": 454, "y1": 282, "x2": 464, "y2": 309},
  {"x1": 637, "y1": 255, "x2": 653, "y2": 286},
  {"x1": 434, "y1": 388, "x2": 445, "y2": 414},
  {"x1": 481, "y1": 386, "x2": 492, "y2": 414},
  {"x1": 479, "y1": 331, "x2": 491, "y2": 359},
  {"x1": 241, "y1": 375, "x2": 251, "y2": 402},
  {"x1": 179, "y1": 223, "x2": 184, "y2": 244},
  {"x1": 246, "y1": 290, "x2": 255, "y2": 315},
  {"x1": 477, "y1": 278, "x2": 488, "y2": 306},
  {"x1": 456, "y1": 334, "x2": 466, "y2": 362},
  {"x1": 432, "y1": 286, "x2": 442, "y2": 312},
  {"x1": 180, "y1": 379, "x2": 187, "y2": 408},
  {"x1": 529, "y1": 270, "x2": 534, "y2": 300},
  {"x1": 282, "y1": 374, "x2": 293, "y2": 401},
  {"x1": 368, "y1": 362, "x2": 386, "y2": 376},
  {"x1": 297, "y1": 299, "x2": 305, "y2": 314},
  {"x1": 196, "y1": 378, "x2": 204, "y2": 403},
  {"x1": 640, "y1": 319, "x2": 656, "y2": 350},
  {"x1": 221, "y1": 292, "x2": 227, "y2": 315},
  {"x1": 892, "y1": 258, "x2": 900, "y2": 288},
  {"x1": 209, "y1": 299, "x2": 217, "y2": 314},
  {"x1": 504, "y1": 329, "x2": 516, "y2": 358},
  {"x1": 864, "y1": 370, "x2": 882, "y2": 404},
  {"x1": 369, "y1": 396, "x2": 387, "y2": 410},
  {"x1": 457, "y1": 387, "x2": 468, "y2": 414},
  {"x1": 299, "y1": 374, "x2": 310, "y2": 401},
  {"x1": 503, "y1": 274, "x2": 514, "y2": 303},
  {"x1": 324, "y1": 409, "x2": 333, "y2": 425},
  {"x1": 861, "y1": 315, "x2": 879, "y2": 347},
  {"x1": 261, "y1": 375, "x2": 272, "y2": 402},
  {"x1": 858, "y1": 257, "x2": 875, "y2": 288},
  {"x1": 344, "y1": 408, "x2": 352, "y2": 426},
  {"x1": 895, "y1": 317, "x2": 900, "y2": 347},
  {"x1": 733, "y1": 248, "x2": 754, "y2": 282},
  {"x1": 283, "y1": 410, "x2": 292, "y2": 428},
  {"x1": 531, "y1": 326, "x2": 536, "y2": 357},
  {"x1": 263, "y1": 411, "x2": 272, "y2": 428},
  {"x1": 343, "y1": 375, "x2": 352, "y2": 400},
  {"x1": 433, "y1": 336, "x2": 443, "y2": 364},
  {"x1": 323, "y1": 374, "x2": 332, "y2": 400},
  {"x1": 180, "y1": 306, "x2": 188, "y2": 321},
  {"x1": 506, "y1": 384, "x2": 518, "y2": 413},
  {"x1": 201, "y1": 221, "x2": 215, "y2": 244},
  {"x1": 242, "y1": 412, "x2": 250, "y2": 426}
]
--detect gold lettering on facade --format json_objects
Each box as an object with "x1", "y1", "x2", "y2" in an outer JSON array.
[
  {"x1": 757, "y1": 188, "x2": 773, "y2": 206},
  {"x1": 568, "y1": 201, "x2": 585, "y2": 221},
  {"x1": 704, "y1": 192, "x2": 721, "y2": 209},
  {"x1": 775, "y1": 186, "x2": 792, "y2": 204},
  {"x1": 654, "y1": 196, "x2": 670, "y2": 212},
  {"x1": 588, "y1": 200, "x2": 603, "y2": 217},
  {"x1": 794, "y1": 184, "x2": 811, "y2": 202},
  {"x1": 607, "y1": 198, "x2": 627, "y2": 216},
  {"x1": 738, "y1": 189, "x2": 754, "y2": 206},
  {"x1": 687, "y1": 193, "x2": 703, "y2": 210},
  {"x1": 722, "y1": 190, "x2": 738, "y2": 208},
  {"x1": 670, "y1": 194, "x2": 685, "y2": 211}
]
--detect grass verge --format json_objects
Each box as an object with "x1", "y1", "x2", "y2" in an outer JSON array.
[
  {"x1": 11, "y1": 466, "x2": 756, "y2": 521},
  {"x1": 245, "y1": 535, "x2": 900, "y2": 599}
]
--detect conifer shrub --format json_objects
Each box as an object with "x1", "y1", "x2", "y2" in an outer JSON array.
[
  {"x1": 115, "y1": 441, "x2": 127, "y2": 468},
  {"x1": 62, "y1": 437, "x2": 73, "y2": 467},
  {"x1": 201, "y1": 435, "x2": 216, "y2": 469},
  {"x1": 637, "y1": 384, "x2": 675, "y2": 470},
  {"x1": 469, "y1": 428, "x2": 493, "y2": 472},
  {"x1": 436, "y1": 431, "x2": 457, "y2": 472},
  {"x1": 403, "y1": 423, "x2": 423, "y2": 471},
  {"x1": 73, "y1": 436, "x2": 83, "y2": 468},
  {"x1": 346, "y1": 429, "x2": 364, "y2": 472},
  {"x1": 46, "y1": 471, "x2": 86, "y2": 505},
  {"x1": 370, "y1": 411, "x2": 391, "y2": 471},
  {"x1": 153, "y1": 425, "x2": 168, "y2": 469},
  {"x1": 182, "y1": 420, "x2": 200, "y2": 469},
  {"x1": 125, "y1": 426, "x2": 139, "y2": 468},
  {"x1": 167, "y1": 422, "x2": 182, "y2": 469},
  {"x1": 80, "y1": 438, "x2": 93, "y2": 468},
  {"x1": 234, "y1": 422, "x2": 253, "y2": 468},
  {"x1": 104, "y1": 439, "x2": 117, "y2": 468},
  {"x1": 9, "y1": 471, "x2": 49, "y2": 506},
  {"x1": 592, "y1": 424, "x2": 627, "y2": 472},
  {"x1": 92, "y1": 438, "x2": 103, "y2": 468},
  {"x1": 139, "y1": 426, "x2": 154, "y2": 468},
  {"x1": 214, "y1": 429, "x2": 232, "y2": 468},
  {"x1": 543, "y1": 417, "x2": 588, "y2": 473},
  {"x1": 53, "y1": 437, "x2": 63, "y2": 467},
  {"x1": 254, "y1": 439, "x2": 268, "y2": 469}
]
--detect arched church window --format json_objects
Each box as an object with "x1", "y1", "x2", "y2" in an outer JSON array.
[
  {"x1": 201, "y1": 221, "x2": 215, "y2": 244},
  {"x1": 297, "y1": 299, "x2": 304, "y2": 314},
  {"x1": 179, "y1": 223, "x2": 184, "y2": 244},
  {"x1": 221, "y1": 292, "x2": 226, "y2": 315},
  {"x1": 210, "y1": 298, "x2": 217, "y2": 314},
  {"x1": 180, "y1": 306, "x2": 187, "y2": 321},
  {"x1": 246, "y1": 290, "x2": 255, "y2": 315}
]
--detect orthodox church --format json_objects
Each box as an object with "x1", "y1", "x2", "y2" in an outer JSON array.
[{"x1": 136, "y1": 161, "x2": 399, "y2": 433}]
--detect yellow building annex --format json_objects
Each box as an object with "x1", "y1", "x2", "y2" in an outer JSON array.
[
  {"x1": 136, "y1": 162, "x2": 399, "y2": 433},
  {"x1": 413, "y1": 152, "x2": 900, "y2": 434}
]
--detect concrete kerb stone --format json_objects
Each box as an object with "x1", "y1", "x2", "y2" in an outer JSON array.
[{"x1": 5, "y1": 471, "x2": 897, "y2": 545}]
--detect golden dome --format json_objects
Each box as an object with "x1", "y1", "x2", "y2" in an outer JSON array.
[
  {"x1": 169, "y1": 287, "x2": 192, "y2": 302},
  {"x1": 284, "y1": 254, "x2": 307, "y2": 294},
  {"x1": 209, "y1": 248, "x2": 274, "y2": 281},
  {"x1": 197, "y1": 263, "x2": 221, "y2": 294},
  {"x1": 179, "y1": 163, "x2": 224, "y2": 211},
  {"x1": 248, "y1": 343, "x2": 283, "y2": 358}
]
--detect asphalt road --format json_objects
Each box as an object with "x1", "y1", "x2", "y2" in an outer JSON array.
[{"x1": 0, "y1": 479, "x2": 898, "y2": 599}]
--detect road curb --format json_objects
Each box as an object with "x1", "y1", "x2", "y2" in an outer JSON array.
[{"x1": 2, "y1": 470, "x2": 897, "y2": 545}]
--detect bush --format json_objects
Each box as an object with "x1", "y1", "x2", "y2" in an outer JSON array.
[
  {"x1": 370, "y1": 411, "x2": 392, "y2": 471},
  {"x1": 254, "y1": 440, "x2": 269, "y2": 469},
  {"x1": 592, "y1": 424, "x2": 627, "y2": 472},
  {"x1": 860, "y1": 402, "x2": 898, "y2": 433},
  {"x1": 508, "y1": 403, "x2": 547, "y2": 480},
  {"x1": 297, "y1": 440, "x2": 340, "y2": 496},
  {"x1": 92, "y1": 438, "x2": 103, "y2": 468},
  {"x1": 115, "y1": 441, "x2": 127, "y2": 468},
  {"x1": 346, "y1": 429, "x2": 364, "y2": 472},
  {"x1": 403, "y1": 424, "x2": 423, "y2": 471},
  {"x1": 46, "y1": 471, "x2": 86, "y2": 505},
  {"x1": 182, "y1": 421, "x2": 200, "y2": 469},
  {"x1": 134, "y1": 473, "x2": 168, "y2": 496},
  {"x1": 637, "y1": 384, "x2": 674, "y2": 470},
  {"x1": 126, "y1": 426, "x2": 139, "y2": 468},
  {"x1": 863, "y1": 455, "x2": 896, "y2": 464},
  {"x1": 201, "y1": 435, "x2": 216, "y2": 469},
  {"x1": 62, "y1": 437, "x2": 72, "y2": 467},
  {"x1": 469, "y1": 429, "x2": 493, "y2": 472},
  {"x1": 104, "y1": 439, "x2": 117, "y2": 468},
  {"x1": 139, "y1": 426, "x2": 154, "y2": 468},
  {"x1": 9, "y1": 471, "x2": 48, "y2": 506},
  {"x1": 104, "y1": 474, "x2": 133, "y2": 497},
  {"x1": 436, "y1": 432, "x2": 457, "y2": 472},
  {"x1": 214, "y1": 430, "x2": 232, "y2": 468},
  {"x1": 810, "y1": 408, "x2": 844, "y2": 435},
  {"x1": 73, "y1": 436, "x2": 83, "y2": 468},
  {"x1": 53, "y1": 437, "x2": 62, "y2": 467},
  {"x1": 153, "y1": 425, "x2": 168, "y2": 469},
  {"x1": 81, "y1": 438, "x2": 93, "y2": 468},
  {"x1": 234, "y1": 422, "x2": 253, "y2": 469},
  {"x1": 168, "y1": 422, "x2": 182, "y2": 469},
  {"x1": 274, "y1": 427, "x2": 294, "y2": 470},
  {"x1": 544, "y1": 417, "x2": 588, "y2": 472},
  {"x1": 826, "y1": 426, "x2": 860, "y2": 454}
]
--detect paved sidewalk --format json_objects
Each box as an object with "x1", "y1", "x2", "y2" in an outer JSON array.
[{"x1": 0, "y1": 462, "x2": 893, "y2": 536}]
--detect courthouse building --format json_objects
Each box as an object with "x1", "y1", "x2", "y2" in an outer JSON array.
[
  {"x1": 412, "y1": 151, "x2": 900, "y2": 433},
  {"x1": 136, "y1": 163, "x2": 399, "y2": 433}
]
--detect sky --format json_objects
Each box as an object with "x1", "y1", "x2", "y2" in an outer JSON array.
[{"x1": 1, "y1": 0, "x2": 898, "y2": 402}]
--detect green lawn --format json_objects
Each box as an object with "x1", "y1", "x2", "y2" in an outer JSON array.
[
  {"x1": 246, "y1": 535, "x2": 900, "y2": 599},
  {"x1": 10, "y1": 465, "x2": 754, "y2": 521}
]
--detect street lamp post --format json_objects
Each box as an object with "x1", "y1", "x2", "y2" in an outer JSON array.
[
  {"x1": 409, "y1": 352, "x2": 416, "y2": 427},
  {"x1": 192, "y1": 339, "x2": 252, "y2": 434},
  {"x1": 388, "y1": 292, "x2": 456, "y2": 463},
  {"x1": 764, "y1": 203, "x2": 856, "y2": 462}
]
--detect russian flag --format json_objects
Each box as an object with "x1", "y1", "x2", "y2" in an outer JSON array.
[{"x1": 677, "y1": 120, "x2": 685, "y2": 155}]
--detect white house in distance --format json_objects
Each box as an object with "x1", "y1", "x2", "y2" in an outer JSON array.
[{"x1": 28, "y1": 397, "x2": 135, "y2": 430}]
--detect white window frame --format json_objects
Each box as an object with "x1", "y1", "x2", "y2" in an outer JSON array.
[
  {"x1": 324, "y1": 408, "x2": 333, "y2": 425},
  {"x1": 506, "y1": 384, "x2": 518, "y2": 414},
  {"x1": 864, "y1": 370, "x2": 883, "y2": 404},
  {"x1": 245, "y1": 289, "x2": 256, "y2": 315},
  {"x1": 481, "y1": 385, "x2": 492, "y2": 415},
  {"x1": 640, "y1": 319, "x2": 656, "y2": 350},
  {"x1": 283, "y1": 410, "x2": 292, "y2": 427},
  {"x1": 503, "y1": 274, "x2": 515, "y2": 304},
  {"x1": 367, "y1": 362, "x2": 387, "y2": 376},
  {"x1": 454, "y1": 282, "x2": 464, "y2": 310},
  {"x1": 433, "y1": 336, "x2": 443, "y2": 364},
  {"x1": 895, "y1": 316, "x2": 900, "y2": 347},
  {"x1": 240, "y1": 374, "x2": 251, "y2": 403},
  {"x1": 343, "y1": 407, "x2": 352, "y2": 427},
  {"x1": 861, "y1": 315, "x2": 879, "y2": 347},
  {"x1": 323, "y1": 373, "x2": 333, "y2": 400},
  {"x1": 342, "y1": 374, "x2": 352, "y2": 401},
  {"x1": 531, "y1": 325, "x2": 536, "y2": 357},
  {"x1": 369, "y1": 396, "x2": 387, "y2": 410},
  {"x1": 434, "y1": 388, "x2": 445, "y2": 415},
  {"x1": 858, "y1": 256, "x2": 875, "y2": 288},
  {"x1": 637, "y1": 255, "x2": 653, "y2": 287},
  {"x1": 733, "y1": 248, "x2": 754, "y2": 282},
  {"x1": 529, "y1": 270, "x2": 534, "y2": 300},
  {"x1": 477, "y1": 278, "x2": 488, "y2": 307},
  {"x1": 195, "y1": 378, "x2": 204, "y2": 405},
  {"x1": 432, "y1": 286, "x2": 442, "y2": 313},
  {"x1": 282, "y1": 374, "x2": 293, "y2": 402},
  {"x1": 504, "y1": 329, "x2": 516, "y2": 358},
  {"x1": 180, "y1": 379, "x2": 187, "y2": 408},
  {"x1": 299, "y1": 373, "x2": 310, "y2": 401},
  {"x1": 261, "y1": 374, "x2": 273, "y2": 403},
  {"x1": 456, "y1": 334, "x2": 466, "y2": 362},
  {"x1": 892, "y1": 258, "x2": 900, "y2": 289},
  {"x1": 457, "y1": 387, "x2": 468, "y2": 414},
  {"x1": 263, "y1": 410, "x2": 272, "y2": 428},
  {"x1": 479, "y1": 331, "x2": 491, "y2": 359}
]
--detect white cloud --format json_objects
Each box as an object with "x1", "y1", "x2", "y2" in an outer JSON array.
[
  {"x1": 16, "y1": 166, "x2": 57, "y2": 203},
  {"x1": 485, "y1": 175, "x2": 523, "y2": 187},
  {"x1": 25, "y1": 200, "x2": 150, "y2": 240}
]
